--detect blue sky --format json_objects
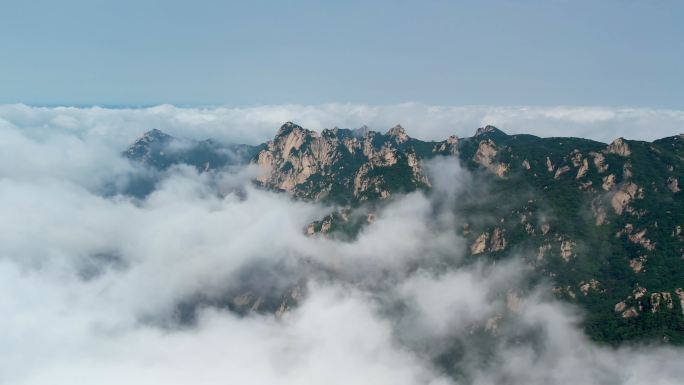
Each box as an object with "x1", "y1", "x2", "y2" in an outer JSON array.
[{"x1": 0, "y1": 0, "x2": 682, "y2": 107}]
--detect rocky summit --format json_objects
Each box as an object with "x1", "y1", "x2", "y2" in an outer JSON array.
[
  {"x1": 124, "y1": 128, "x2": 263, "y2": 171},
  {"x1": 125, "y1": 123, "x2": 684, "y2": 345}
]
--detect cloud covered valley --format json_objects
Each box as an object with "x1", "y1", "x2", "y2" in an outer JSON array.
[{"x1": 1, "y1": 104, "x2": 684, "y2": 385}]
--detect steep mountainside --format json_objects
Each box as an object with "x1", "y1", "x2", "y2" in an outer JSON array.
[
  {"x1": 254, "y1": 122, "x2": 432, "y2": 203},
  {"x1": 124, "y1": 123, "x2": 684, "y2": 345},
  {"x1": 124, "y1": 128, "x2": 262, "y2": 171}
]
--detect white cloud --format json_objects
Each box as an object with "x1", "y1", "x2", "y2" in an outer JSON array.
[
  {"x1": 0, "y1": 103, "x2": 682, "y2": 148},
  {"x1": 1, "y1": 105, "x2": 684, "y2": 384}
]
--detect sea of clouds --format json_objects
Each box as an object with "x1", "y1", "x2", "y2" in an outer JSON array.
[
  {"x1": 1, "y1": 103, "x2": 682, "y2": 147},
  {"x1": 1, "y1": 104, "x2": 683, "y2": 384}
]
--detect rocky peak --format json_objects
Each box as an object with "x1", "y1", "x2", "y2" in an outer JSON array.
[
  {"x1": 129, "y1": 129, "x2": 174, "y2": 149},
  {"x1": 141, "y1": 128, "x2": 172, "y2": 142},
  {"x1": 255, "y1": 122, "x2": 434, "y2": 202},
  {"x1": 474, "y1": 125, "x2": 507, "y2": 138},
  {"x1": 433, "y1": 135, "x2": 460, "y2": 156},
  {"x1": 607, "y1": 138, "x2": 631, "y2": 156},
  {"x1": 125, "y1": 129, "x2": 174, "y2": 160},
  {"x1": 275, "y1": 122, "x2": 317, "y2": 142},
  {"x1": 124, "y1": 128, "x2": 260, "y2": 176},
  {"x1": 353, "y1": 125, "x2": 370, "y2": 138},
  {"x1": 386, "y1": 124, "x2": 409, "y2": 143}
]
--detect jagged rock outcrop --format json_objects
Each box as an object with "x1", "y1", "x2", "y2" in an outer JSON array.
[
  {"x1": 490, "y1": 227, "x2": 507, "y2": 252},
  {"x1": 473, "y1": 139, "x2": 509, "y2": 177},
  {"x1": 470, "y1": 228, "x2": 507, "y2": 254},
  {"x1": 471, "y1": 232, "x2": 489, "y2": 255},
  {"x1": 475, "y1": 125, "x2": 504, "y2": 137},
  {"x1": 554, "y1": 165, "x2": 571, "y2": 179},
  {"x1": 386, "y1": 124, "x2": 409, "y2": 143},
  {"x1": 433, "y1": 135, "x2": 460, "y2": 155},
  {"x1": 611, "y1": 182, "x2": 639, "y2": 215},
  {"x1": 602, "y1": 174, "x2": 617, "y2": 191},
  {"x1": 125, "y1": 129, "x2": 174, "y2": 166},
  {"x1": 607, "y1": 138, "x2": 631, "y2": 156},
  {"x1": 579, "y1": 279, "x2": 601, "y2": 295},
  {"x1": 546, "y1": 157, "x2": 555, "y2": 173},
  {"x1": 576, "y1": 158, "x2": 589, "y2": 179},
  {"x1": 560, "y1": 240, "x2": 575, "y2": 262},
  {"x1": 591, "y1": 151, "x2": 609, "y2": 173},
  {"x1": 628, "y1": 229, "x2": 656, "y2": 251},
  {"x1": 255, "y1": 122, "x2": 432, "y2": 202},
  {"x1": 629, "y1": 256, "x2": 647, "y2": 273},
  {"x1": 650, "y1": 292, "x2": 674, "y2": 313}
]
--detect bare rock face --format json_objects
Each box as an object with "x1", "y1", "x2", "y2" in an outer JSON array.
[
  {"x1": 560, "y1": 240, "x2": 576, "y2": 262},
  {"x1": 433, "y1": 135, "x2": 460, "y2": 155},
  {"x1": 474, "y1": 139, "x2": 497, "y2": 167},
  {"x1": 554, "y1": 165, "x2": 571, "y2": 179},
  {"x1": 275, "y1": 286, "x2": 304, "y2": 319},
  {"x1": 467, "y1": 225, "x2": 514, "y2": 255},
  {"x1": 407, "y1": 151, "x2": 432, "y2": 187},
  {"x1": 622, "y1": 307, "x2": 639, "y2": 318},
  {"x1": 628, "y1": 229, "x2": 656, "y2": 251},
  {"x1": 571, "y1": 150, "x2": 583, "y2": 167},
  {"x1": 256, "y1": 122, "x2": 323, "y2": 193},
  {"x1": 256, "y1": 122, "x2": 431, "y2": 202},
  {"x1": 471, "y1": 232, "x2": 489, "y2": 255},
  {"x1": 633, "y1": 285, "x2": 648, "y2": 300},
  {"x1": 474, "y1": 125, "x2": 501, "y2": 137},
  {"x1": 650, "y1": 292, "x2": 674, "y2": 313},
  {"x1": 590, "y1": 151, "x2": 609, "y2": 173},
  {"x1": 490, "y1": 227, "x2": 507, "y2": 252},
  {"x1": 611, "y1": 182, "x2": 639, "y2": 215},
  {"x1": 472, "y1": 139, "x2": 510, "y2": 177},
  {"x1": 386, "y1": 124, "x2": 409, "y2": 144},
  {"x1": 576, "y1": 158, "x2": 589, "y2": 179},
  {"x1": 579, "y1": 279, "x2": 600, "y2": 295},
  {"x1": 546, "y1": 157, "x2": 555, "y2": 173},
  {"x1": 667, "y1": 177, "x2": 681, "y2": 192},
  {"x1": 305, "y1": 211, "x2": 350, "y2": 236},
  {"x1": 607, "y1": 138, "x2": 631, "y2": 156},
  {"x1": 602, "y1": 174, "x2": 617, "y2": 191},
  {"x1": 629, "y1": 256, "x2": 647, "y2": 273}
]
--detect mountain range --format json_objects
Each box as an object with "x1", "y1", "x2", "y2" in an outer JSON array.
[{"x1": 124, "y1": 122, "x2": 684, "y2": 345}]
